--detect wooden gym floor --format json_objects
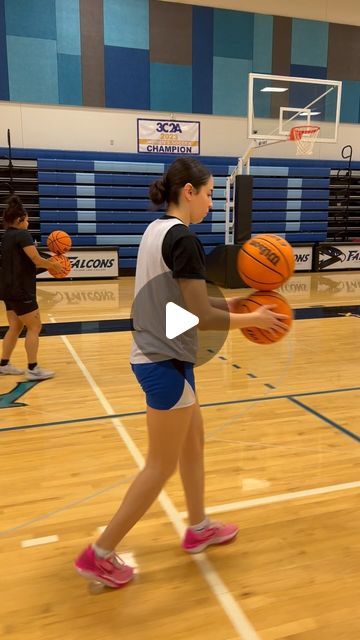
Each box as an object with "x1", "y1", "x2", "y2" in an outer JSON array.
[{"x1": 0, "y1": 270, "x2": 359, "y2": 640}]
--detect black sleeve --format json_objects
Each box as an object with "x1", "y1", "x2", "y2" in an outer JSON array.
[
  {"x1": 162, "y1": 225, "x2": 206, "y2": 280},
  {"x1": 17, "y1": 230, "x2": 34, "y2": 248}
]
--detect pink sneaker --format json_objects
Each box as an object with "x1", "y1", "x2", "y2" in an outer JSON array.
[
  {"x1": 182, "y1": 521, "x2": 239, "y2": 554},
  {"x1": 74, "y1": 545, "x2": 134, "y2": 588}
]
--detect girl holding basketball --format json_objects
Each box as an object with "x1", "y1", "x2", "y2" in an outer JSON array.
[
  {"x1": 0, "y1": 195, "x2": 62, "y2": 379},
  {"x1": 75, "y1": 158, "x2": 288, "y2": 588}
]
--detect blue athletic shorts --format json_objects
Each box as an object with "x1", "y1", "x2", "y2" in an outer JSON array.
[{"x1": 131, "y1": 359, "x2": 196, "y2": 411}]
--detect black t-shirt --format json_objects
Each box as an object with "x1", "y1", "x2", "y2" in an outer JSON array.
[
  {"x1": 0, "y1": 228, "x2": 36, "y2": 300},
  {"x1": 161, "y1": 215, "x2": 206, "y2": 280}
]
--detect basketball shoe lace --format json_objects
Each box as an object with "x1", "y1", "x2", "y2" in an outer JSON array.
[
  {"x1": 196, "y1": 520, "x2": 225, "y2": 536},
  {"x1": 99, "y1": 551, "x2": 128, "y2": 572}
]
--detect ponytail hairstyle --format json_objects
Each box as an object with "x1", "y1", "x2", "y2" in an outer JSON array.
[
  {"x1": 149, "y1": 157, "x2": 211, "y2": 207},
  {"x1": 2, "y1": 194, "x2": 27, "y2": 229}
]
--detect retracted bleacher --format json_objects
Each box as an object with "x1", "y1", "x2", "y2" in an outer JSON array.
[
  {"x1": 2, "y1": 149, "x2": 358, "y2": 278},
  {"x1": 0, "y1": 158, "x2": 39, "y2": 242},
  {"x1": 37, "y1": 158, "x2": 230, "y2": 272},
  {"x1": 250, "y1": 164, "x2": 330, "y2": 243},
  {"x1": 206, "y1": 161, "x2": 332, "y2": 286},
  {"x1": 37, "y1": 156, "x2": 332, "y2": 276}
]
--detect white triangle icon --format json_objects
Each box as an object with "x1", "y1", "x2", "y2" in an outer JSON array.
[{"x1": 166, "y1": 302, "x2": 199, "y2": 340}]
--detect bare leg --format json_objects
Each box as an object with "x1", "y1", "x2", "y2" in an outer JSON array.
[
  {"x1": 179, "y1": 401, "x2": 206, "y2": 526},
  {"x1": 96, "y1": 403, "x2": 195, "y2": 551},
  {"x1": 21, "y1": 309, "x2": 42, "y2": 363},
  {"x1": 1, "y1": 311, "x2": 24, "y2": 360}
]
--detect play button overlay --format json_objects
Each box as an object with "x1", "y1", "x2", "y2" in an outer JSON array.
[
  {"x1": 166, "y1": 302, "x2": 199, "y2": 339},
  {"x1": 131, "y1": 272, "x2": 229, "y2": 368}
]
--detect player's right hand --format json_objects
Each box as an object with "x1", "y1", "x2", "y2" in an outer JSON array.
[
  {"x1": 252, "y1": 305, "x2": 289, "y2": 333},
  {"x1": 48, "y1": 259, "x2": 63, "y2": 274}
]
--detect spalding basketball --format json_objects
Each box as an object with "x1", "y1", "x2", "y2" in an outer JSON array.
[
  {"x1": 233, "y1": 290, "x2": 293, "y2": 344},
  {"x1": 237, "y1": 234, "x2": 295, "y2": 290}
]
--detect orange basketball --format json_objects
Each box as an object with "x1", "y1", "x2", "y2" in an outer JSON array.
[
  {"x1": 47, "y1": 230, "x2": 72, "y2": 254},
  {"x1": 47, "y1": 254, "x2": 71, "y2": 279},
  {"x1": 237, "y1": 234, "x2": 295, "y2": 290},
  {"x1": 233, "y1": 290, "x2": 293, "y2": 344}
]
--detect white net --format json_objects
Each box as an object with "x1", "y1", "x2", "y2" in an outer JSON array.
[{"x1": 290, "y1": 126, "x2": 320, "y2": 156}]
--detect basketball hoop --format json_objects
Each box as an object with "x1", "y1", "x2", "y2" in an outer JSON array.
[{"x1": 289, "y1": 125, "x2": 320, "y2": 156}]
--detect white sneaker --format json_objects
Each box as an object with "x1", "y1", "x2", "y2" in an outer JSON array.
[
  {"x1": 25, "y1": 366, "x2": 55, "y2": 380},
  {"x1": 0, "y1": 363, "x2": 25, "y2": 375}
]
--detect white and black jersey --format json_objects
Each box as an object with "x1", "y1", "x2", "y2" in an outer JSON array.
[{"x1": 130, "y1": 215, "x2": 206, "y2": 364}]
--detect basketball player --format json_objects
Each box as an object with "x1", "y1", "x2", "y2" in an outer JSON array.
[
  {"x1": 0, "y1": 195, "x2": 62, "y2": 379},
  {"x1": 75, "y1": 158, "x2": 288, "y2": 588}
]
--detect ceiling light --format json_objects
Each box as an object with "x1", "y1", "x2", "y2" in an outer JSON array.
[{"x1": 261, "y1": 87, "x2": 288, "y2": 93}]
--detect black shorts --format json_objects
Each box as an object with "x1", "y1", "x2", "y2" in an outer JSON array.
[{"x1": 4, "y1": 298, "x2": 39, "y2": 316}]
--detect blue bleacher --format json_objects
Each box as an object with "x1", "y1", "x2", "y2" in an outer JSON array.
[
  {"x1": 36, "y1": 156, "x2": 230, "y2": 268},
  {"x1": 250, "y1": 164, "x2": 330, "y2": 247},
  {"x1": 1, "y1": 148, "x2": 347, "y2": 270}
]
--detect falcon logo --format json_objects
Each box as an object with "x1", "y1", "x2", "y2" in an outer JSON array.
[
  {"x1": 0, "y1": 381, "x2": 43, "y2": 409},
  {"x1": 318, "y1": 246, "x2": 346, "y2": 270}
]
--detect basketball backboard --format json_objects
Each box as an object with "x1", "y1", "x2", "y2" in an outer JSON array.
[{"x1": 248, "y1": 73, "x2": 342, "y2": 144}]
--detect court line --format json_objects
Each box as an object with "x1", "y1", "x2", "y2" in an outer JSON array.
[
  {"x1": 58, "y1": 331, "x2": 262, "y2": 640},
  {"x1": 288, "y1": 397, "x2": 360, "y2": 443},
  {"x1": 0, "y1": 411, "x2": 145, "y2": 433},
  {"x1": 21, "y1": 535, "x2": 59, "y2": 548},
  {"x1": 2, "y1": 303, "x2": 359, "y2": 339},
  {"x1": 52, "y1": 313, "x2": 130, "y2": 320},
  {"x1": 5, "y1": 474, "x2": 359, "y2": 541},
  {"x1": 179, "y1": 481, "x2": 360, "y2": 518},
  {"x1": 1, "y1": 385, "x2": 360, "y2": 434}
]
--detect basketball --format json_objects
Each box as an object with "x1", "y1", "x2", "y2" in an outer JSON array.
[
  {"x1": 47, "y1": 254, "x2": 71, "y2": 279},
  {"x1": 233, "y1": 290, "x2": 293, "y2": 344},
  {"x1": 47, "y1": 230, "x2": 72, "y2": 254},
  {"x1": 237, "y1": 234, "x2": 295, "y2": 290}
]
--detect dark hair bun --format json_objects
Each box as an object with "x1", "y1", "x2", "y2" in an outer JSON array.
[
  {"x1": 6, "y1": 194, "x2": 23, "y2": 208},
  {"x1": 2, "y1": 193, "x2": 27, "y2": 228},
  {"x1": 149, "y1": 179, "x2": 167, "y2": 206}
]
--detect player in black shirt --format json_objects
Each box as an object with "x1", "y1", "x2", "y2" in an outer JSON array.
[{"x1": 0, "y1": 195, "x2": 62, "y2": 379}]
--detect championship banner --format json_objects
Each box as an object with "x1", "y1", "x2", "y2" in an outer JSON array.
[{"x1": 137, "y1": 119, "x2": 200, "y2": 155}]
